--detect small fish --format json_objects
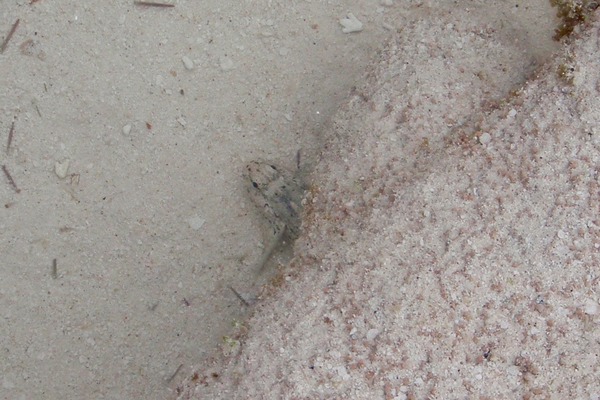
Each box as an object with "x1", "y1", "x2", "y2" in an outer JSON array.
[{"x1": 244, "y1": 161, "x2": 304, "y2": 269}]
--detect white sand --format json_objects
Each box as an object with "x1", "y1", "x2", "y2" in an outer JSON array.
[{"x1": 1, "y1": 1, "x2": 589, "y2": 399}]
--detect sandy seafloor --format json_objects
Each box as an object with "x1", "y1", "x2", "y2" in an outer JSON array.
[
  {"x1": 176, "y1": 4, "x2": 600, "y2": 399},
  {"x1": 0, "y1": 0, "x2": 590, "y2": 399}
]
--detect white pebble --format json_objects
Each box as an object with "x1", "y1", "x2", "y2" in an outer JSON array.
[
  {"x1": 54, "y1": 159, "x2": 70, "y2": 179},
  {"x1": 479, "y1": 132, "x2": 491, "y2": 145},
  {"x1": 366, "y1": 328, "x2": 380, "y2": 341},
  {"x1": 584, "y1": 299, "x2": 598, "y2": 315},
  {"x1": 188, "y1": 215, "x2": 206, "y2": 230},
  {"x1": 339, "y1": 13, "x2": 363, "y2": 33},
  {"x1": 382, "y1": 22, "x2": 395, "y2": 30},
  {"x1": 122, "y1": 124, "x2": 132, "y2": 136},
  {"x1": 181, "y1": 56, "x2": 194, "y2": 70}
]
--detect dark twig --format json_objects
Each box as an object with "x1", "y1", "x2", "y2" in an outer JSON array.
[
  {"x1": 6, "y1": 121, "x2": 15, "y2": 153},
  {"x1": 133, "y1": 1, "x2": 175, "y2": 7},
  {"x1": 1, "y1": 19, "x2": 20, "y2": 54},
  {"x1": 2, "y1": 165, "x2": 21, "y2": 193},
  {"x1": 51, "y1": 258, "x2": 58, "y2": 279},
  {"x1": 229, "y1": 286, "x2": 251, "y2": 306},
  {"x1": 296, "y1": 149, "x2": 301, "y2": 170},
  {"x1": 167, "y1": 364, "x2": 183, "y2": 383}
]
